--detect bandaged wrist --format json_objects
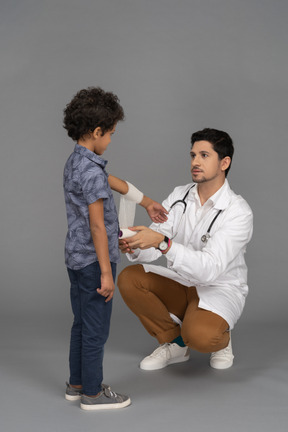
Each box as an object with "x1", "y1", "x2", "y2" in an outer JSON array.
[{"x1": 124, "y1": 182, "x2": 144, "y2": 204}]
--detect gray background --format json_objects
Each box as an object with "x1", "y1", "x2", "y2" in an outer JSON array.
[{"x1": 0, "y1": 0, "x2": 287, "y2": 431}]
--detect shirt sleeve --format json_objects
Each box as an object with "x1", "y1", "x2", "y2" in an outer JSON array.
[
  {"x1": 165, "y1": 199, "x2": 253, "y2": 285},
  {"x1": 80, "y1": 163, "x2": 109, "y2": 205},
  {"x1": 126, "y1": 247, "x2": 162, "y2": 263}
]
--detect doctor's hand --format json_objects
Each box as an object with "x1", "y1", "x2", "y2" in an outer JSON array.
[{"x1": 124, "y1": 226, "x2": 165, "y2": 250}]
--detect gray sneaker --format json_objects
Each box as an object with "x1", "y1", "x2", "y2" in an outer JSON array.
[
  {"x1": 80, "y1": 384, "x2": 131, "y2": 410},
  {"x1": 65, "y1": 382, "x2": 83, "y2": 401}
]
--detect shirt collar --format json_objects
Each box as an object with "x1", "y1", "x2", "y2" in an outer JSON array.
[
  {"x1": 74, "y1": 144, "x2": 108, "y2": 168},
  {"x1": 191, "y1": 179, "x2": 232, "y2": 210}
]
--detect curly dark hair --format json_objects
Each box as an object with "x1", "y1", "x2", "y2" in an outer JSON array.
[
  {"x1": 191, "y1": 128, "x2": 234, "y2": 177},
  {"x1": 63, "y1": 87, "x2": 125, "y2": 141}
]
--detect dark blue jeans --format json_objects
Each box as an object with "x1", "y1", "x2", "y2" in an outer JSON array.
[{"x1": 67, "y1": 261, "x2": 116, "y2": 396}]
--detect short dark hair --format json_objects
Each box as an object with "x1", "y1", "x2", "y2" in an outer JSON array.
[
  {"x1": 191, "y1": 128, "x2": 234, "y2": 176},
  {"x1": 63, "y1": 87, "x2": 125, "y2": 141}
]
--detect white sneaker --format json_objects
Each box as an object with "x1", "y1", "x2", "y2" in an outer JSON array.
[
  {"x1": 210, "y1": 337, "x2": 234, "y2": 369},
  {"x1": 140, "y1": 343, "x2": 190, "y2": 371}
]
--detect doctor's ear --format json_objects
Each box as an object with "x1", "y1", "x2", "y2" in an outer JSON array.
[{"x1": 221, "y1": 156, "x2": 231, "y2": 172}]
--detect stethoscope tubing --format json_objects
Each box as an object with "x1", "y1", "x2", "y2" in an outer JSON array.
[{"x1": 169, "y1": 184, "x2": 222, "y2": 243}]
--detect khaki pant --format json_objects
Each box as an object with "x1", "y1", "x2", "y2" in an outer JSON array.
[{"x1": 118, "y1": 264, "x2": 230, "y2": 353}]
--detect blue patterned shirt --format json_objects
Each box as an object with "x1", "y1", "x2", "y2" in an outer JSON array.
[{"x1": 63, "y1": 144, "x2": 120, "y2": 270}]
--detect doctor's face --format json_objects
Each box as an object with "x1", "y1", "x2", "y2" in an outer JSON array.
[{"x1": 190, "y1": 140, "x2": 228, "y2": 184}]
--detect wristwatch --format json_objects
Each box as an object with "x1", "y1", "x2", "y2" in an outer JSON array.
[{"x1": 157, "y1": 236, "x2": 170, "y2": 252}]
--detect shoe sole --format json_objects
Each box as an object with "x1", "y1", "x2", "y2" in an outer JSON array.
[
  {"x1": 80, "y1": 398, "x2": 131, "y2": 410},
  {"x1": 65, "y1": 394, "x2": 82, "y2": 401},
  {"x1": 210, "y1": 359, "x2": 233, "y2": 370},
  {"x1": 140, "y1": 354, "x2": 190, "y2": 371}
]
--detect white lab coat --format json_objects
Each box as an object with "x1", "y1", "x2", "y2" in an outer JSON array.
[{"x1": 127, "y1": 180, "x2": 253, "y2": 329}]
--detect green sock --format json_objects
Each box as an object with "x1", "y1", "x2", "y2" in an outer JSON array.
[{"x1": 171, "y1": 335, "x2": 186, "y2": 347}]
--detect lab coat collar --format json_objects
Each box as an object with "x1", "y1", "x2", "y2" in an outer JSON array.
[{"x1": 191, "y1": 179, "x2": 232, "y2": 210}]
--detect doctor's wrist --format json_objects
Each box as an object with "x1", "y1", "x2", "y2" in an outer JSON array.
[
  {"x1": 161, "y1": 239, "x2": 172, "y2": 254},
  {"x1": 156, "y1": 235, "x2": 172, "y2": 254}
]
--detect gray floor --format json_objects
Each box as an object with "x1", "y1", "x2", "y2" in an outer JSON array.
[{"x1": 1, "y1": 314, "x2": 287, "y2": 432}]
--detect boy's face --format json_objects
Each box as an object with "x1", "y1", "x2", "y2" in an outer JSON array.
[{"x1": 94, "y1": 125, "x2": 116, "y2": 155}]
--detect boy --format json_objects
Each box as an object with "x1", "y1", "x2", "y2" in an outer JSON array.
[{"x1": 63, "y1": 87, "x2": 166, "y2": 410}]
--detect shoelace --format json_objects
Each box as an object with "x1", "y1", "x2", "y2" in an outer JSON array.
[
  {"x1": 103, "y1": 385, "x2": 118, "y2": 398},
  {"x1": 150, "y1": 343, "x2": 176, "y2": 358},
  {"x1": 211, "y1": 345, "x2": 231, "y2": 359},
  {"x1": 150, "y1": 344, "x2": 168, "y2": 357}
]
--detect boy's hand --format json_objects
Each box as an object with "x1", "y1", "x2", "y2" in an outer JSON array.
[
  {"x1": 140, "y1": 196, "x2": 168, "y2": 223},
  {"x1": 97, "y1": 273, "x2": 115, "y2": 302},
  {"x1": 146, "y1": 201, "x2": 168, "y2": 223},
  {"x1": 119, "y1": 238, "x2": 135, "y2": 254}
]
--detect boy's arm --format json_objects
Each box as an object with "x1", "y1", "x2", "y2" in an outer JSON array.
[
  {"x1": 108, "y1": 174, "x2": 168, "y2": 223},
  {"x1": 108, "y1": 174, "x2": 129, "y2": 195},
  {"x1": 88, "y1": 199, "x2": 115, "y2": 302},
  {"x1": 139, "y1": 196, "x2": 168, "y2": 223}
]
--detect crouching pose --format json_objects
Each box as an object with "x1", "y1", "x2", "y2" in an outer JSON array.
[{"x1": 118, "y1": 128, "x2": 253, "y2": 371}]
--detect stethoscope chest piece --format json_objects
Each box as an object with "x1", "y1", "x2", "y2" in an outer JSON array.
[{"x1": 201, "y1": 233, "x2": 210, "y2": 243}]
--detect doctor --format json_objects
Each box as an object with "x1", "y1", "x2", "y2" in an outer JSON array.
[{"x1": 118, "y1": 128, "x2": 253, "y2": 370}]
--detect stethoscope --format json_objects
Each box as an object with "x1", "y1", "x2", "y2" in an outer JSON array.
[{"x1": 169, "y1": 184, "x2": 222, "y2": 243}]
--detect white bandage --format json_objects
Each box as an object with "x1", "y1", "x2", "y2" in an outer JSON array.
[
  {"x1": 124, "y1": 182, "x2": 144, "y2": 204},
  {"x1": 118, "y1": 182, "x2": 143, "y2": 239},
  {"x1": 119, "y1": 196, "x2": 136, "y2": 228},
  {"x1": 118, "y1": 228, "x2": 138, "y2": 239}
]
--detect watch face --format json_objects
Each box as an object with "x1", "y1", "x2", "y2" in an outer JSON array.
[{"x1": 159, "y1": 240, "x2": 168, "y2": 251}]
